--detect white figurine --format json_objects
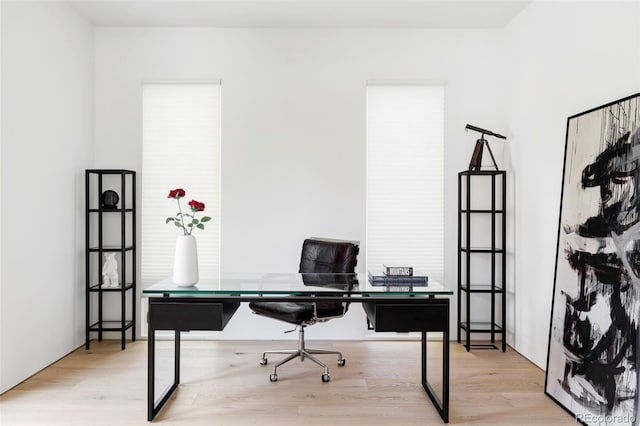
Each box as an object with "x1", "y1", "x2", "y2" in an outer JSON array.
[{"x1": 102, "y1": 253, "x2": 119, "y2": 288}]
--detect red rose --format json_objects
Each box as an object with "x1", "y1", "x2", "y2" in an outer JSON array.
[
  {"x1": 188, "y1": 200, "x2": 205, "y2": 212},
  {"x1": 168, "y1": 188, "x2": 186, "y2": 199},
  {"x1": 167, "y1": 189, "x2": 210, "y2": 235}
]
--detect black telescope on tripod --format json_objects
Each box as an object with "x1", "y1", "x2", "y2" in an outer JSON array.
[{"x1": 465, "y1": 124, "x2": 506, "y2": 171}]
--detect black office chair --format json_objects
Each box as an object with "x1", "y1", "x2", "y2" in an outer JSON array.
[{"x1": 248, "y1": 238, "x2": 359, "y2": 382}]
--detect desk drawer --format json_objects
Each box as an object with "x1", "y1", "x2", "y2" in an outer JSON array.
[
  {"x1": 362, "y1": 302, "x2": 448, "y2": 332},
  {"x1": 149, "y1": 299, "x2": 240, "y2": 331}
]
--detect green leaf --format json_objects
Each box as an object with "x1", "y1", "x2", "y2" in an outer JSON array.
[
  {"x1": 200, "y1": 216, "x2": 212, "y2": 223},
  {"x1": 174, "y1": 221, "x2": 182, "y2": 228},
  {"x1": 166, "y1": 217, "x2": 175, "y2": 224},
  {"x1": 197, "y1": 224, "x2": 204, "y2": 230},
  {"x1": 192, "y1": 219, "x2": 199, "y2": 225}
]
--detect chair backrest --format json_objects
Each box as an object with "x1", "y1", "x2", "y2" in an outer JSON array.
[
  {"x1": 298, "y1": 238, "x2": 359, "y2": 274},
  {"x1": 299, "y1": 239, "x2": 359, "y2": 320}
]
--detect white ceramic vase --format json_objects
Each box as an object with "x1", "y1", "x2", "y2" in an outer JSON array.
[{"x1": 173, "y1": 235, "x2": 199, "y2": 287}]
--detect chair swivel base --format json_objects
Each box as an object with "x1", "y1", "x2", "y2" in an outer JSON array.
[{"x1": 259, "y1": 326, "x2": 345, "y2": 382}]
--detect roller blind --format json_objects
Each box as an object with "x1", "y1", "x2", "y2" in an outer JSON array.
[
  {"x1": 366, "y1": 83, "x2": 444, "y2": 282},
  {"x1": 141, "y1": 83, "x2": 221, "y2": 286}
]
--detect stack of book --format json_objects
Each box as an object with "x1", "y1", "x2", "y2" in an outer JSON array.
[{"x1": 367, "y1": 264, "x2": 429, "y2": 289}]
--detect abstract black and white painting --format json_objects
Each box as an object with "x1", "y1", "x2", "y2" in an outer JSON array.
[{"x1": 546, "y1": 93, "x2": 640, "y2": 426}]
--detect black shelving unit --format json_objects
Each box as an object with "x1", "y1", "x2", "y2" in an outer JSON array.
[
  {"x1": 457, "y1": 170, "x2": 506, "y2": 351},
  {"x1": 85, "y1": 169, "x2": 136, "y2": 350}
]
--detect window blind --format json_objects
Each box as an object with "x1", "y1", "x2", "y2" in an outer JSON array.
[
  {"x1": 366, "y1": 83, "x2": 444, "y2": 282},
  {"x1": 141, "y1": 83, "x2": 221, "y2": 287}
]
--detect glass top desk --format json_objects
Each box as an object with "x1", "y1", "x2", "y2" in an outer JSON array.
[{"x1": 144, "y1": 273, "x2": 453, "y2": 422}]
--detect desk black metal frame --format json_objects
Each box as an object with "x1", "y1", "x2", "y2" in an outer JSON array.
[{"x1": 146, "y1": 291, "x2": 450, "y2": 422}]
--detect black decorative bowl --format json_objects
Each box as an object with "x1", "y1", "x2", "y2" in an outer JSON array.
[{"x1": 101, "y1": 190, "x2": 119, "y2": 209}]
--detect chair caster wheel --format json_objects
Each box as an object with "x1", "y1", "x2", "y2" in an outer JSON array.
[
  {"x1": 337, "y1": 359, "x2": 346, "y2": 367},
  {"x1": 270, "y1": 373, "x2": 278, "y2": 382},
  {"x1": 321, "y1": 373, "x2": 330, "y2": 382},
  {"x1": 260, "y1": 357, "x2": 268, "y2": 366}
]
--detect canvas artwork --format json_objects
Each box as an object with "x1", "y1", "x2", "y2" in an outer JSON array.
[{"x1": 546, "y1": 93, "x2": 640, "y2": 426}]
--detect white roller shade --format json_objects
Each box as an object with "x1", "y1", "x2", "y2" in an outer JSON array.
[
  {"x1": 366, "y1": 83, "x2": 444, "y2": 282},
  {"x1": 141, "y1": 83, "x2": 221, "y2": 286}
]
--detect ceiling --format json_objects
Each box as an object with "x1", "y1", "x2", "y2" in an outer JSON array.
[{"x1": 67, "y1": 0, "x2": 531, "y2": 28}]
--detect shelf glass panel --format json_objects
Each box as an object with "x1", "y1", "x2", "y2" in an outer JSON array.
[
  {"x1": 460, "y1": 209, "x2": 505, "y2": 214},
  {"x1": 88, "y1": 283, "x2": 135, "y2": 291},
  {"x1": 88, "y1": 245, "x2": 135, "y2": 252},
  {"x1": 88, "y1": 320, "x2": 134, "y2": 332},
  {"x1": 458, "y1": 170, "x2": 506, "y2": 176},
  {"x1": 460, "y1": 284, "x2": 504, "y2": 292},
  {"x1": 459, "y1": 322, "x2": 503, "y2": 332},
  {"x1": 460, "y1": 247, "x2": 504, "y2": 253},
  {"x1": 88, "y1": 208, "x2": 134, "y2": 213}
]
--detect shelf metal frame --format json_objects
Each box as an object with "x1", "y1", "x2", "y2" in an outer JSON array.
[
  {"x1": 85, "y1": 169, "x2": 137, "y2": 350},
  {"x1": 457, "y1": 170, "x2": 506, "y2": 352}
]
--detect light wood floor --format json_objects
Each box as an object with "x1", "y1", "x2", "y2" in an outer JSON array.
[{"x1": 0, "y1": 339, "x2": 575, "y2": 425}]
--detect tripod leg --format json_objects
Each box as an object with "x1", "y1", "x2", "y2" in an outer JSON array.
[
  {"x1": 484, "y1": 141, "x2": 499, "y2": 170},
  {"x1": 468, "y1": 140, "x2": 484, "y2": 171}
]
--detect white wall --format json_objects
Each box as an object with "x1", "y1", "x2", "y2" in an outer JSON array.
[
  {"x1": 0, "y1": 2, "x2": 93, "y2": 393},
  {"x1": 94, "y1": 27, "x2": 506, "y2": 340},
  {"x1": 504, "y1": 1, "x2": 640, "y2": 368},
  {"x1": 7, "y1": 2, "x2": 634, "y2": 389}
]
